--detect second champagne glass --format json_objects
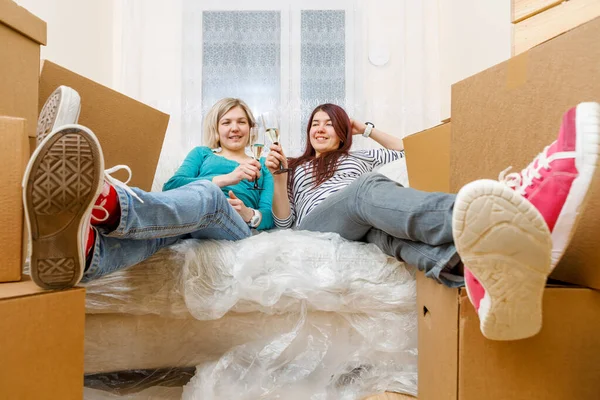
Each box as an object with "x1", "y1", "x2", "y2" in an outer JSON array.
[
  {"x1": 250, "y1": 126, "x2": 264, "y2": 191},
  {"x1": 261, "y1": 111, "x2": 291, "y2": 174}
]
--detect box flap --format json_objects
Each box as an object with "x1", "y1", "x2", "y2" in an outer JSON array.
[
  {"x1": 39, "y1": 60, "x2": 170, "y2": 191},
  {"x1": 0, "y1": 1, "x2": 47, "y2": 45},
  {"x1": 404, "y1": 122, "x2": 452, "y2": 193}
]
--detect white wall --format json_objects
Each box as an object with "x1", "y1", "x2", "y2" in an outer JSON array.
[
  {"x1": 359, "y1": 0, "x2": 511, "y2": 136},
  {"x1": 439, "y1": 0, "x2": 512, "y2": 119},
  {"x1": 15, "y1": 0, "x2": 115, "y2": 88},
  {"x1": 15, "y1": 0, "x2": 510, "y2": 131},
  {"x1": 361, "y1": 0, "x2": 405, "y2": 135},
  {"x1": 357, "y1": 0, "x2": 443, "y2": 145}
]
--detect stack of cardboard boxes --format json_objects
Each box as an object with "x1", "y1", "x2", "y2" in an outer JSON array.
[
  {"x1": 0, "y1": 2, "x2": 86, "y2": 398},
  {"x1": 0, "y1": 1, "x2": 169, "y2": 398},
  {"x1": 512, "y1": 0, "x2": 600, "y2": 55},
  {"x1": 405, "y1": 16, "x2": 600, "y2": 400}
]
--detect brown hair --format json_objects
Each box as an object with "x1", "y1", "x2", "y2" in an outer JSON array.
[{"x1": 288, "y1": 103, "x2": 353, "y2": 188}]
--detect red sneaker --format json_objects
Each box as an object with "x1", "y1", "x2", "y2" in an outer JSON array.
[
  {"x1": 453, "y1": 180, "x2": 552, "y2": 341},
  {"x1": 91, "y1": 181, "x2": 121, "y2": 229},
  {"x1": 500, "y1": 102, "x2": 600, "y2": 266},
  {"x1": 23, "y1": 121, "x2": 143, "y2": 289}
]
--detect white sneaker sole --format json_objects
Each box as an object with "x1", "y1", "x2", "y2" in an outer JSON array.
[
  {"x1": 23, "y1": 125, "x2": 104, "y2": 289},
  {"x1": 36, "y1": 85, "x2": 81, "y2": 146},
  {"x1": 551, "y1": 102, "x2": 600, "y2": 267},
  {"x1": 453, "y1": 180, "x2": 552, "y2": 341}
]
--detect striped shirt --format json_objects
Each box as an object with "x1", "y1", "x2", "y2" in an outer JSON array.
[{"x1": 274, "y1": 149, "x2": 404, "y2": 228}]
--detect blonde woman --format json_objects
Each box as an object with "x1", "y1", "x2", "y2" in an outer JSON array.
[
  {"x1": 164, "y1": 97, "x2": 274, "y2": 230},
  {"x1": 23, "y1": 97, "x2": 273, "y2": 289}
]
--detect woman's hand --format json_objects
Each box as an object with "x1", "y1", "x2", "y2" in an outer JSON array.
[
  {"x1": 213, "y1": 159, "x2": 262, "y2": 187},
  {"x1": 266, "y1": 144, "x2": 289, "y2": 175},
  {"x1": 227, "y1": 191, "x2": 254, "y2": 222},
  {"x1": 349, "y1": 118, "x2": 367, "y2": 136}
]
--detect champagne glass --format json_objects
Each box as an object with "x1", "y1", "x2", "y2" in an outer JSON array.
[
  {"x1": 250, "y1": 126, "x2": 264, "y2": 191},
  {"x1": 261, "y1": 111, "x2": 291, "y2": 174}
]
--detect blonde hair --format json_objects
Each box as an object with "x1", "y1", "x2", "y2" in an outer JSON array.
[{"x1": 202, "y1": 98, "x2": 256, "y2": 148}]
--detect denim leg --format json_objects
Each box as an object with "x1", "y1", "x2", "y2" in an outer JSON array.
[
  {"x1": 82, "y1": 232, "x2": 182, "y2": 282},
  {"x1": 298, "y1": 172, "x2": 461, "y2": 283},
  {"x1": 365, "y1": 229, "x2": 464, "y2": 287},
  {"x1": 102, "y1": 180, "x2": 250, "y2": 240},
  {"x1": 83, "y1": 180, "x2": 251, "y2": 281}
]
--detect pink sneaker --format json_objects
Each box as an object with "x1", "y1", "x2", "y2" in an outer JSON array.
[
  {"x1": 453, "y1": 180, "x2": 552, "y2": 341},
  {"x1": 456, "y1": 102, "x2": 600, "y2": 341},
  {"x1": 500, "y1": 102, "x2": 600, "y2": 266}
]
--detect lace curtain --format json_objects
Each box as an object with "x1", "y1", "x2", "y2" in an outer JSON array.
[
  {"x1": 197, "y1": 11, "x2": 281, "y2": 132},
  {"x1": 300, "y1": 10, "x2": 346, "y2": 151}
]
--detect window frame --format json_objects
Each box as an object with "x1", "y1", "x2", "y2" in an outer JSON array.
[{"x1": 182, "y1": 0, "x2": 358, "y2": 153}]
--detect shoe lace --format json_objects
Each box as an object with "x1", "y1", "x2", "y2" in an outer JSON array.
[
  {"x1": 498, "y1": 143, "x2": 574, "y2": 195},
  {"x1": 91, "y1": 165, "x2": 144, "y2": 223}
]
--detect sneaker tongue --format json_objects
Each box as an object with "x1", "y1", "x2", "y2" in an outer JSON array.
[
  {"x1": 547, "y1": 141, "x2": 559, "y2": 156},
  {"x1": 529, "y1": 141, "x2": 557, "y2": 171},
  {"x1": 556, "y1": 107, "x2": 577, "y2": 151}
]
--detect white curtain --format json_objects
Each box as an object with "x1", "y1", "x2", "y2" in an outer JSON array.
[{"x1": 115, "y1": 0, "x2": 442, "y2": 191}]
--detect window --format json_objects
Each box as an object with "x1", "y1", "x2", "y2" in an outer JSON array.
[{"x1": 182, "y1": 0, "x2": 357, "y2": 155}]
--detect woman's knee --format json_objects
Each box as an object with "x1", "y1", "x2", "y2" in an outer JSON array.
[
  {"x1": 191, "y1": 180, "x2": 223, "y2": 196},
  {"x1": 186, "y1": 180, "x2": 228, "y2": 210}
]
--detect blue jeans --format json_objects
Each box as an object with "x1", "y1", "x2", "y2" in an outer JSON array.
[
  {"x1": 82, "y1": 180, "x2": 251, "y2": 282},
  {"x1": 297, "y1": 172, "x2": 463, "y2": 287}
]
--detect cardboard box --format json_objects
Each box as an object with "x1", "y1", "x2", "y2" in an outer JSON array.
[
  {"x1": 406, "y1": 84, "x2": 600, "y2": 399},
  {"x1": 0, "y1": 117, "x2": 29, "y2": 282},
  {"x1": 418, "y1": 272, "x2": 600, "y2": 400},
  {"x1": 403, "y1": 122, "x2": 451, "y2": 193},
  {"x1": 513, "y1": 0, "x2": 600, "y2": 55},
  {"x1": 0, "y1": 279, "x2": 85, "y2": 399},
  {"x1": 0, "y1": 0, "x2": 46, "y2": 140},
  {"x1": 512, "y1": 0, "x2": 564, "y2": 23},
  {"x1": 38, "y1": 60, "x2": 170, "y2": 191},
  {"x1": 451, "y1": 17, "x2": 600, "y2": 290}
]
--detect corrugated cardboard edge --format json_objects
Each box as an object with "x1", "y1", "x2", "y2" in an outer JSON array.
[
  {"x1": 512, "y1": 0, "x2": 564, "y2": 23},
  {"x1": 417, "y1": 272, "x2": 460, "y2": 400},
  {"x1": 0, "y1": 116, "x2": 27, "y2": 283},
  {"x1": 0, "y1": 0, "x2": 47, "y2": 45},
  {"x1": 0, "y1": 277, "x2": 85, "y2": 300}
]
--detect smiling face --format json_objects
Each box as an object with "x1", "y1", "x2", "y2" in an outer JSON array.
[
  {"x1": 217, "y1": 106, "x2": 251, "y2": 152},
  {"x1": 309, "y1": 110, "x2": 342, "y2": 157}
]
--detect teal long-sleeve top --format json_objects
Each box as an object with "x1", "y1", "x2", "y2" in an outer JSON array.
[{"x1": 162, "y1": 146, "x2": 274, "y2": 230}]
